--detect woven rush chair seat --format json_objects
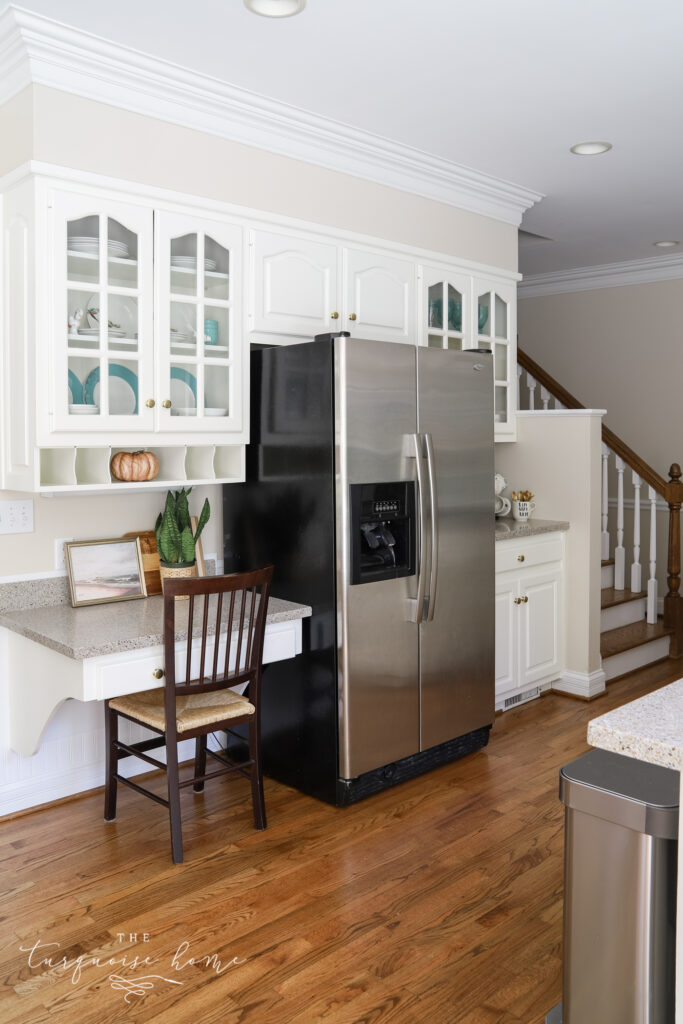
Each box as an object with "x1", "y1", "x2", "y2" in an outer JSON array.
[
  {"x1": 108, "y1": 687, "x2": 255, "y2": 734},
  {"x1": 104, "y1": 566, "x2": 273, "y2": 864}
]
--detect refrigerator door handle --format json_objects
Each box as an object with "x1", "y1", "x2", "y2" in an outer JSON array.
[
  {"x1": 410, "y1": 431, "x2": 428, "y2": 624},
  {"x1": 424, "y1": 432, "x2": 439, "y2": 621}
]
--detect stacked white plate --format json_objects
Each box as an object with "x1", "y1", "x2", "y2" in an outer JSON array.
[
  {"x1": 78, "y1": 327, "x2": 126, "y2": 338},
  {"x1": 170, "y1": 332, "x2": 191, "y2": 343},
  {"x1": 68, "y1": 236, "x2": 130, "y2": 259},
  {"x1": 170, "y1": 256, "x2": 217, "y2": 271}
]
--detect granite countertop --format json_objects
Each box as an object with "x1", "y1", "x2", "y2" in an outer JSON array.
[
  {"x1": 0, "y1": 594, "x2": 312, "y2": 661},
  {"x1": 495, "y1": 518, "x2": 569, "y2": 541},
  {"x1": 587, "y1": 678, "x2": 683, "y2": 771}
]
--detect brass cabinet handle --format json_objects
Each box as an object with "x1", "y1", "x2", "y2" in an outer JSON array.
[
  {"x1": 145, "y1": 398, "x2": 155, "y2": 408},
  {"x1": 517, "y1": 554, "x2": 525, "y2": 562},
  {"x1": 348, "y1": 313, "x2": 357, "y2": 321},
  {"x1": 162, "y1": 400, "x2": 172, "y2": 409},
  {"x1": 152, "y1": 668, "x2": 164, "y2": 679},
  {"x1": 330, "y1": 311, "x2": 339, "y2": 319}
]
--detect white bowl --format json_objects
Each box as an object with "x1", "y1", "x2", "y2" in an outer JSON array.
[
  {"x1": 204, "y1": 407, "x2": 228, "y2": 416},
  {"x1": 69, "y1": 404, "x2": 99, "y2": 415},
  {"x1": 172, "y1": 407, "x2": 196, "y2": 417}
]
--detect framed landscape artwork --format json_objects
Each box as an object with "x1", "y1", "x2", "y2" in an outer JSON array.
[{"x1": 65, "y1": 537, "x2": 147, "y2": 607}]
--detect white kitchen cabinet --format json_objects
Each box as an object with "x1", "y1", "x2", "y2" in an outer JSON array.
[
  {"x1": 1, "y1": 171, "x2": 247, "y2": 492},
  {"x1": 495, "y1": 533, "x2": 565, "y2": 709},
  {"x1": 249, "y1": 227, "x2": 416, "y2": 345}
]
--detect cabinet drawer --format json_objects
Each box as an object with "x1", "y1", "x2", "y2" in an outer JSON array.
[{"x1": 496, "y1": 536, "x2": 563, "y2": 574}]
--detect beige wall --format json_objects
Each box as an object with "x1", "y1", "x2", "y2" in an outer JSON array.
[
  {"x1": 0, "y1": 84, "x2": 518, "y2": 579},
  {"x1": 495, "y1": 411, "x2": 604, "y2": 679},
  {"x1": 518, "y1": 280, "x2": 683, "y2": 476}
]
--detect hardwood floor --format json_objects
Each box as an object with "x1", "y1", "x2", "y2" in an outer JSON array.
[{"x1": 1, "y1": 659, "x2": 681, "y2": 1024}]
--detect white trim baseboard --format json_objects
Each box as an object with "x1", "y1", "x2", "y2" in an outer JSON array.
[
  {"x1": 552, "y1": 669, "x2": 607, "y2": 700},
  {"x1": 0, "y1": 6, "x2": 542, "y2": 227},
  {"x1": 519, "y1": 252, "x2": 683, "y2": 298}
]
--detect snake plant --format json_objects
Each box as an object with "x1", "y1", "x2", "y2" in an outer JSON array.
[{"x1": 154, "y1": 488, "x2": 210, "y2": 566}]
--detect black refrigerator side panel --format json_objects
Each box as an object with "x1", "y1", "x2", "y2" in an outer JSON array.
[{"x1": 223, "y1": 341, "x2": 339, "y2": 804}]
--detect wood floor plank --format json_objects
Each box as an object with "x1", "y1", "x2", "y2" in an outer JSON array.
[{"x1": 1, "y1": 657, "x2": 680, "y2": 1023}]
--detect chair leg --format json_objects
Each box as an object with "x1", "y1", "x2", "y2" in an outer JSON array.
[
  {"x1": 249, "y1": 717, "x2": 267, "y2": 831},
  {"x1": 165, "y1": 739, "x2": 184, "y2": 864},
  {"x1": 193, "y1": 735, "x2": 207, "y2": 793},
  {"x1": 104, "y1": 702, "x2": 118, "y2": 821}
]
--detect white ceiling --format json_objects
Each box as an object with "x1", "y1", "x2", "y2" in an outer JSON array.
[{"x1": 3, "y1": 0, "x2": 682, "y2": 277}]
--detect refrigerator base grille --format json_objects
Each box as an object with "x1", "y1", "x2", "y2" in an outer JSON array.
[{"x1": 335, "y1": 725, "x2": 491, "y2": 806}]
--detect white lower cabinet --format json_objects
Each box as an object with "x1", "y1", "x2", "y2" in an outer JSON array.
[{"x1": 495, "y1": 533, "x2": 565, "y2": 710}]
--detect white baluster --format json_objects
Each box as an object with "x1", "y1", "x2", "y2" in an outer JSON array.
[
  {"x1": 647, "y1": 486, "x2": 658, "y2": 624},
  {"x1": 526, "y1": 373, "x2": 537, "y2": 411},
  {"x1": 614, "y1": 456, "x2": 626, "y2": 590},
  {"x1": 517, "y1": 365, "x2": 523, "y2": 409},
  {"x1": 601, "y1": 444, "x2": 610, "y2": 561},
  {"x1": 540, "y1": 385, "x2": 551, "y2": 410},
  {"x1": 631, "y1": 470, "x2": 642, "y2": 593}
]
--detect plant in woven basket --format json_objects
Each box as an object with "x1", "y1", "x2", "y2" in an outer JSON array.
[{"x1": 154, "y1": 488, "x2": 210, "y2": 568}]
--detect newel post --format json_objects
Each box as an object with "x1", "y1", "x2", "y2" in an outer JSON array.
[{"x1": 664, "y1": 463, "x2": 683, "y2": 657}]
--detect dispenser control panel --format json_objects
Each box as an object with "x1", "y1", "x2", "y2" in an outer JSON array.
[
  {"x1": 370, "y1": 498, "x2": 400, "y2": 516},
  {"x1": 350, "y1": 481, "x2": 416, "y2": 585}
]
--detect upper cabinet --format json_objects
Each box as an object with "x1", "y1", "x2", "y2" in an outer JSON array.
[
  {"x1": 249, "y1": 228, "x2": 416, "y2": 345},
  {"x1": 2, "y1": 175, "x2": 247, "y2": 492},
  {"x1": 420, "y1": 266, "x2": 517, "y2": 439}
]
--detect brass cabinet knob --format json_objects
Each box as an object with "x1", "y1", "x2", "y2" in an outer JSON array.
[
  {"x1": 162, "y1": 400, "x2": 172, "y2": 409},
  {"x1": 514, "y1": 597, "x2": 522, "y2": 605},
  {"x1": 522, "y1": 595, "x2": 528, "y2": 603},
  {"x1": 330, "y1": 311, "x2": 339, "y2": 319},
  {"x1": 517, "y1": 554, "x2": 525, "y2": 562},
  {"x1": 348, "y1": 313, "x2": 357, "y2": 321},
  {"x1": 152, "y1": 668, "x2": 164, "y2": 679},
  {"x1": 145, "y1": 398, "x2": 155, "y2": 408}
]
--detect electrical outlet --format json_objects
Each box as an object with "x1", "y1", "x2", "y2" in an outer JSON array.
[
  {"x1": 0, "y1": 499, "x2": 34, "y2": 534},
  {"x1": 55, "y1": 538, "x2": 74, "y2": 572}
]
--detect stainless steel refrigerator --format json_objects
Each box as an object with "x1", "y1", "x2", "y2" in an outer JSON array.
[{"x1": 224, "y1": 333, "x2": 495, "y2": 805}]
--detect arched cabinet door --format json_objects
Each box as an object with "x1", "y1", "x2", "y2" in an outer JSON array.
[
  {"x1": 343, "y1": 247, "x2": 416, "y2": 344},
  {"x1": 419, "y1": 264, "x2": 472, "y2": 352},
  {"x1": 51, "y1": 191, "x2": 154, "y2": 435},
  {"x1": 249, "y1": 228, "x2": 338, "y2": 340},
  {"x1": 472, "y1": 278, "x2": 517, "y2": 439}
]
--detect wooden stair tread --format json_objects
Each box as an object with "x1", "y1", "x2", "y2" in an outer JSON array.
[
  {"x1": 601, "y1": 587, "x2": 647, "y2": 609},
  {"x1": 601, "y1": 619, "x2": 673, "y2": 659},
  {"x1": 601, "y1": 558, "x2": 615, "y2": 567}
]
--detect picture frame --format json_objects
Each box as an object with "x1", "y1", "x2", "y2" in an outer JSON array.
[{"x1": 64, "y1": 537, "x2": 148, "y2": 608}]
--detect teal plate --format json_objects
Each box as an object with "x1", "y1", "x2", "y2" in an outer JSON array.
[
  {"x1": 68, "y1": 369, "x2": 84, "y2": 405},
  {"x1": 84, "y1": 363, "x2": 138, "y2": 414}
]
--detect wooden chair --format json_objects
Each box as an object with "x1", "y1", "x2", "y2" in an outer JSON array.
[{"x1": 104, "y1": 567, "x2": 274, "y2": 864}]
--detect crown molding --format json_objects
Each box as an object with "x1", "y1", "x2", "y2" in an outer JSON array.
[
  {"x1": 0, "y1": 6, "x2": 542, "y2": 227},
  {"x1": 519, "y1": 252, "x2": 683, "y2": 298}
]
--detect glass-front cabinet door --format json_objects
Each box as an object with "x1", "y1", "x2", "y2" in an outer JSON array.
[
  {"x1": 52, "y1": 191, "x2": 154, "y2": 432},
  {"x1": 420, "y1": 266, "x2": 471, "y2": 352},
  {"x1": 472, "y1": 278, "x2": 516, "y2": 437},
  {"x1": 155, "y1": 212, "x2": 243, "y2": 434}
]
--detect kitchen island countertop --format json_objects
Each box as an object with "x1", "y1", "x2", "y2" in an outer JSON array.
[{"x1": 495, "y1": 517, "x2": 569, "y2": 541}]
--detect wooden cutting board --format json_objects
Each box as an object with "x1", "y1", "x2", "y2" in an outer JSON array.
[{"x1": 124, "y1": 530, "x2": 161, "y2": 595}]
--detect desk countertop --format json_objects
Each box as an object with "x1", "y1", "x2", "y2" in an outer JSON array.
[
  {"x1": 587, "y1": 678, "x2": 683, "y2": 771},
  {"x1": 0, "y1": 595, "x2": 312, "y2": 661}
]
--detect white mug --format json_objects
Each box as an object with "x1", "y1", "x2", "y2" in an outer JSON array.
[
  {"x1": 495, "y1": 495, "x2": 511, "y2": 516},
  {"x1": 512, "y1": 499, "x2": 536, "y2": 521}
]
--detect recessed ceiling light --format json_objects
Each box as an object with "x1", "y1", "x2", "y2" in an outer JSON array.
[
  {"x1": 653, "y1": 240, "x2": 680, "y2": 248},
  {"x1": 243, "y1": 0, "x2": 306, "y2": 16},
  {"x1": 570, "y1": 141, "x2": 613, "y2": 156}
]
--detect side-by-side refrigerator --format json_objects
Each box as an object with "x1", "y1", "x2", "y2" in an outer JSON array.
[{"x1": 223, "y1": 334, "x2": 494, "y2": 805}]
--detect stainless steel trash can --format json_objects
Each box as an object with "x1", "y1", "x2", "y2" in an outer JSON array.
[{"x1": 546, "y1": 748, "x2": 678, "y2": 1024}]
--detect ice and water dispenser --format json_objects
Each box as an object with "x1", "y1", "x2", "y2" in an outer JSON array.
[{"x1": 350, "y1": 481, "x2": 416, "y2": 585}]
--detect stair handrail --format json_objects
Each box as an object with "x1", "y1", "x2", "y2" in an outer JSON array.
[{"x1": 518, "y1": 346, "x2": 683, "y2": 657}]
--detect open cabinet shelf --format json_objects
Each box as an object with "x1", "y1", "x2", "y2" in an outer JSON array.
[{"x1": 38, "y1": 444, "x2": 245, "y2": 492}]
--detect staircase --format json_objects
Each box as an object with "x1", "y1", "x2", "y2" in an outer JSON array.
[
  {"x1": 600, "y1": 564, "x2": 672, "y2": 681},
  {"x1": 518, "y1": 348, "x2": 683, "y2": 683}
]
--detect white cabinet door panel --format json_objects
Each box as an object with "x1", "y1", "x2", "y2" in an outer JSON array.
[
  {"x1": 344, "y1": 248, "x2": 415, "y2": 343},
  {"x1": 250, "y1": 230, "x2": 337, "y2": 338},
  {"x1": 520, "y1": 571, "x2": 561, "y2": 685},
  {"x1": 495, "y1": 580, "x2": 517, "y2": 698}
]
